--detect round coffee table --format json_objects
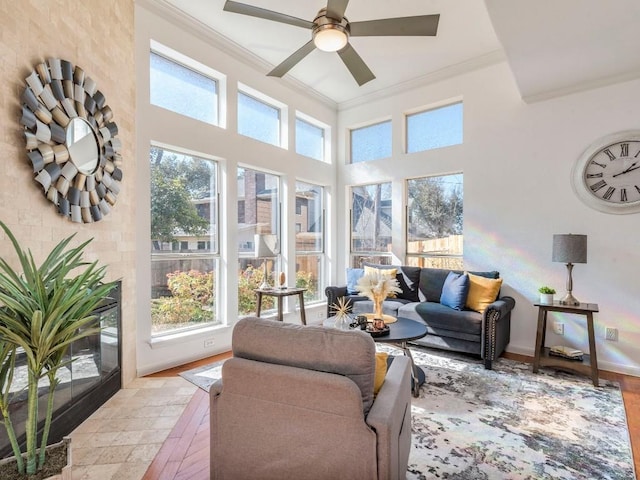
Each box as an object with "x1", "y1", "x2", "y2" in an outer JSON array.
[{"x1": 324, "y1": 316, "x2": 427, "y2": 397}]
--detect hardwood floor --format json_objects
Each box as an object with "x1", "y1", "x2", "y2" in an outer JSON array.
[{"x1": 143, "y1": 351, "x2": 640, "y2": 479}]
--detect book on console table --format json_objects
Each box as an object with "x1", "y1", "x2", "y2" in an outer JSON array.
[{"x1": 549, "y1": 345, "x2": 584, "y2": 361}]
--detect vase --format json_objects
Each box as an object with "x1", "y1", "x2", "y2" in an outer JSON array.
[
  {"x1": 373, "y1": 295, "x2": 384, "y2": 319},
  {"x1": 334, "y1": 314, "x2": 350, "y2": 330},
  {"x1": 540, "y1": 293, "x2": 554, "y2": 304}
]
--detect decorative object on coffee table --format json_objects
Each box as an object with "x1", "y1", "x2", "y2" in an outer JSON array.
[
  {"x1": 330, "y1": 297, "x2": 352, "y2": 329},
  {"x1": 552, "y1": 234, "x2": 587, "y2": 305},
  {"x1": 356, "y1": 271, "x2": 401, "y2": 322}
]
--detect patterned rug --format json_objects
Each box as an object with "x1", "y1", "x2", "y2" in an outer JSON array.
[{"x1": 180, "y1": 347, "x2": 635, "y2": 480}]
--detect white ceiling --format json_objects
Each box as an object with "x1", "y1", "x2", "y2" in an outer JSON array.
[{"x1": 162, "y1": 0, "x2": 640, "y2": 106}]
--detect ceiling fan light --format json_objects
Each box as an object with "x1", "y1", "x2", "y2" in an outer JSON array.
[{"x1": 313, "y1": 25, "x2": 348, "y2": 52}]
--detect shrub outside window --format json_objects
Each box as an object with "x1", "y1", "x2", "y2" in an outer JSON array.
[
  {"x1": 350, "y1": 120, "x2": 392, "y2": 164},
  {"x1": 406, "y1": 102, "x2": 463, "y2": 154}
]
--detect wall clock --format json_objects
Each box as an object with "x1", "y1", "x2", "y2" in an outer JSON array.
[
  {"x1": 19, "y1": 58, "x2": 123, "y2": 223},
  {"x1": 571, "y1": 130, "x2": 640, "y2": 214}
]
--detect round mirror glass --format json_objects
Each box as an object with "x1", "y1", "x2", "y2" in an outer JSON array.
[{"x1": 66, "y1": 117, "x2": 99, "y2": 174}]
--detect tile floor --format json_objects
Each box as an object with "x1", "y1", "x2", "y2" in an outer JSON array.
[{"x1": 68, "y1": 376, "x2": 196, "y2": 480}]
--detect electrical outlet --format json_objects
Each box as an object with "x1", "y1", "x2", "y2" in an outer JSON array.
[
  {"x1": 553, "y1": 322, "x2": 564, "y2": 335},
  {"x1": 605, "y1": 327, "x2": 618, "y2": 341},
  {"x1": 204, "y1": 338, "x2": 215, "y2": 348}
]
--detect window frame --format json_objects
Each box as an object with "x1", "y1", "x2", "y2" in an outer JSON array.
[
  {"x1": 149, "y1": 143, "x2": 221, "y2": 338},
  {"x1": 404, "y1": 100, "x2": 463, "y2": 154},
  {"x1": 237, "y1": 83, "x2": 288, "y2": 149},
  {"x1": 149, "y1": 40, "x2": 227, "y2": 128}
]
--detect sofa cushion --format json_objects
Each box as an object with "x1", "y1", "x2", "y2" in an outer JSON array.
[
  {"x1": 352, "y1": 298, "x2": 412, "y2": 317},
  {"x1": 346, "y1": 268, "x2": 364, "y2": 295},
  {"x1": 363, "y1": 263, "x2": 421, "y2": 302},
  {"x1": 232, "y1": 317, "x2": 377, "y2": 413},
  {"x1": 399, "y1": 302, "x2": 483, "y2": 336},
  {"x1": 418, "y1": 268, "x2": 499, "y2": 302},
  {"x1": 439, "y1": 271, "x2": 470, "y2": 310},
  {"x1": 466, "y1": 273, "x2": 503, "y2": 313}
]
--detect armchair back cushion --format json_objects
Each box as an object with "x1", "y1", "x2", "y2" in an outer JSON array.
[{"x1": 233, "y1": 317, "x2": 377, "y2": 413}]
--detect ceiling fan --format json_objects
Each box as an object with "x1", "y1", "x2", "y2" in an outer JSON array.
[{"x1": 223, "y1": 0, "x2": 440, "y2": 86}]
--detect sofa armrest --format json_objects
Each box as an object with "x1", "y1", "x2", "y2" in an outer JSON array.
[
  {"x1": 366, "y1": 355, "x2": 412, "y2": 480},
  {"x1": 482, "y1": 295, "x2": 516, "y2": 369},
  {"x1": 325, "y1": 285, "x2": 349, "y2": 317}
]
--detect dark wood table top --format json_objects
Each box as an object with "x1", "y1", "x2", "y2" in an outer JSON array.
[{"x1": 371, "y1": 317, "x2": 428, "y2": 343}]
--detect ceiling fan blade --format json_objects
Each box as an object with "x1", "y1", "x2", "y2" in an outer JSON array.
[
  {"x1": 350, "y1": 14, "x2": 440, "y2": 37},
  {"x1": 268, "y1": 41, "x2": 316, "y2": 78},
  {"x1": 337, "y1": 43, "x2": 375, "y2": 86},
  {"x1": 223, "y1": 1, "x2": 314, "y2": 29},
  {"x1": 326, "y1": 0, "x2": 350, "y2": 20}
]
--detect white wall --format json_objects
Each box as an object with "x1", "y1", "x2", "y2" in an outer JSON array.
[
  {"x1": 135, "y1": 3, "x2": 337, "y2": 375},
  {"x1": 336, "y1": 61, "x2": 640, "y2": 376}
]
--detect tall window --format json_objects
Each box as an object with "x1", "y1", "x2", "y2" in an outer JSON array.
[
  {"x1": 238, "y1": 91, "x2": 280, "y2": 147},
  {"x1": 296, "y1": 117, "x2": 324, "y2": 161},
  {"x1": 295, "y1": 181, "x2": 324, "y2": 302},
  {"x1": 350, "y1": 182, "x2": 392, "y2": 267},
  {"x1": 150, "y1": 50, "x2": 219, "y2": 125},
  {"x1": 406, "y1": 173, "x2": 463, "y2": 269},
  {"x1": 150, "y1": 146, "x2": 219, "y2": 336},
  {"x1": 350, "y1": 120, "x2": 392, "y2": 164},
  {"x1": 237, "y1": 167, "x2": 280, "y2": 315},
  {"x1": 406, "y1": 102, "x2": 463, "y2": 153}
]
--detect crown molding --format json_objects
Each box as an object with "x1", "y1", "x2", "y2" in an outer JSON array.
[
  {"x1": 137, "y1": 0, "x2": 338, "y2": 110},
  {"x1": 521, "y1": 69, "x2": 640, "y2": 104},
  {"x1": 337, "y1": 50, "x2": 507, "y2": 112}
]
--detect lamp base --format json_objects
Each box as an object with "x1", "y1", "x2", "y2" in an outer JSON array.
[
  {"x1": 559, "y1": 292, "x2": 580, "y2": 306},
  {"x1": 258, "y1": 281, "x2": 271, "y2": 290}
]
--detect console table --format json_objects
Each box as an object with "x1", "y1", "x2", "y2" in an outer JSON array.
[
  {"x1": 255, "y1": 287, "x2": 307, "y2": 325},
  {"x1": 532, "y1": 301, "x2": 599, "y2": 386}
]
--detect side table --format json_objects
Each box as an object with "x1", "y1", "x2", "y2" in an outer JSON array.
[
  {"x1": 255, "y1": 287, "x2": 307, "y2": 325},
  {"x1": 532, "y1": 301, "x2": 600, "y2": 386}
]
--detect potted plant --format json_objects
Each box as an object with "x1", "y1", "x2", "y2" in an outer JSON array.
[
  {"x1": 538, "y1": 286, "x2": 556, "y2": 304},
  {"x1": 0, "y1": 221, "x2": 116, "y2": 479}
]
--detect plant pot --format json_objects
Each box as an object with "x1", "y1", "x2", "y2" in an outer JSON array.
[
  {"x1": 0, "y1": 437, "x2": 72, "y2": 480},
  {"x1": 540, "y1": 293, "x2": 554, "y2": 304}
]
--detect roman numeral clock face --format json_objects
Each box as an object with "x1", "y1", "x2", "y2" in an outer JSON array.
[{"x1": 572, "y1": 131, "x2": 640, "y2": 214}]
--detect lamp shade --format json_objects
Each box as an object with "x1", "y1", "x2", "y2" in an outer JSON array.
[
  {"x1": 255, "y1": 234, "x2": 278, "y2": 258},
  {"x1": 552, "y1": 234, "x2": 587, "y2": 264}
]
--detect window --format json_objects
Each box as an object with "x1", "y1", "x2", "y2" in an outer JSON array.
[
  {"x1": 406, "y1": 173, "x2": 463, "y2": 269},
  {"x1": 296, "y1": 117, "x2": 324, "y2": 161},
  {"x1": 350, "y1": 182, "x2": 392, "y2": 267},
  {"x1": 295, "y1": 181, "x2": 324, "y2": 302},
  {"x1": 406, "y1": 102, "x2": 463, "y2": 154},
  {"x1": 350, "y1": 120, "x2": 392, "y2": 164},
  {"x1": 237, "y1": 167, "x2": 281, "y2": 315},
  {"x1": 149, "y1": 50, "x2": 219, "y2": 125},
  {"x1": 238, "y1": 91, "x2": 281, "y2": 147},
  {"x1": 150, "y1": 146, "x2": 219, "y2": 336}
]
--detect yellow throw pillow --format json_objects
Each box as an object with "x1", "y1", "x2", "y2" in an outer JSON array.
[
  {"x1": 364, "y1": 266, "x2": 397, "y2": 279},
  {"x1": 465, "y1": 273, "x2": 503, "y2": 313},
  {"x1": 374, "y1": 352, "x2": 388, "y2": 395}
]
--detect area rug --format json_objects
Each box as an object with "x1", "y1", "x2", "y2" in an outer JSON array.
[{"x1": 180, "y1": 347, "x2": 635, "y2": 480}]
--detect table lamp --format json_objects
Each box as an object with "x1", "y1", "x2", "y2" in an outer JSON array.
[
  {"x1": 254, "y1": 234, "x2": 278, "y2": 290},
  {"x1": 552, "y1": 234, "x2": 587, "y2": 306}
]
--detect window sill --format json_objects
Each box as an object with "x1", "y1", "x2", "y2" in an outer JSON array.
[{"x1": 148, "y1": 323, "x2": 230, "y2": 349}]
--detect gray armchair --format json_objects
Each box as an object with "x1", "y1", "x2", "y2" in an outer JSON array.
[{"x1": 210, "y1": 317, "x2": 412, "y2": 480}]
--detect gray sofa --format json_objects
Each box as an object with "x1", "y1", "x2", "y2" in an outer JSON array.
[
  {"x1": 210, "y1": 317, "x2": 412, "y2": 480},
  {"x1": 326, "y1": 265, "x2": 516, "y2": 369}
]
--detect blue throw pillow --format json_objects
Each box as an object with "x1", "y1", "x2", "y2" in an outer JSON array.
[
  {"x1": 440, "y1": 271, "x2": 470, "y2": 310},
  {"x1": 346, "y1": 268, "x2": 364, "y2": 295}
]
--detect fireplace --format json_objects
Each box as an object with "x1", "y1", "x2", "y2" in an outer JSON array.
[{"x1": 0, "y1": 282, "x2": 122, "y2": 459}]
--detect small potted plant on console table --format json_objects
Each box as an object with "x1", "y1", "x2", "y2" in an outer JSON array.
[{"x1": 538, "y1": 286, "x2": 556, "y2": 304}]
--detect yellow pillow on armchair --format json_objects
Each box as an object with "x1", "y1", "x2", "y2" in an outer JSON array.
[
  {"x1": 374, "y1": 352, "x2": 389, "y2": 395},
  {"x1": 465, "y1": 273, "x2": 503, "y2": 313}
]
